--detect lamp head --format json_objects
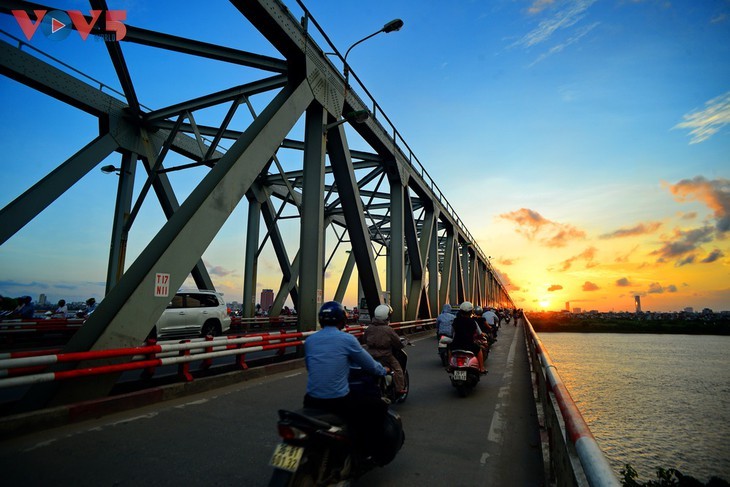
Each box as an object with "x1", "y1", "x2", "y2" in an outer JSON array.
[
  {"x1": 382, "y1": 19, "x2": 404, "y2": 33},
  {"x1": 101, "y1": 165, "x2": 119, "y2": 174}
]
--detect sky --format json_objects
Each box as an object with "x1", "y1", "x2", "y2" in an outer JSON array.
[{"x1": 0, "y1": 0, "x2": 729, "y2": 313}]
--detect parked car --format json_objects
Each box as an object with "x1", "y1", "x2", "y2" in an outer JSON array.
[{"x1": 150, "y1": 290, "x2": 231, "y2": 340}]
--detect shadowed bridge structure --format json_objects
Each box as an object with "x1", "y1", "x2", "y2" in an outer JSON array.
[
  {"x1": 0, "y1": 2, "x2": 621, "y2": 485},
  {"x1": 1, "y1": 0, "x2": 511, "y2": 408}
]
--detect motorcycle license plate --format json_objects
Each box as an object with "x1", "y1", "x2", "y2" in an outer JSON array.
[
  {"x1": 270, "y1": 443, "x2": 304, "y2": 472},
  {"x1": 453, "y1": 370, "x2": 467, "y2": 381}
]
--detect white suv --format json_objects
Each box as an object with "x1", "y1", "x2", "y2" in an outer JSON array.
[{"x1": 152, "y1": 290, "x2": 231, "y2": 340}]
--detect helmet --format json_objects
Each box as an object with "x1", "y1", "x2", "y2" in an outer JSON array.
[
  {"x1": 459, "y1": 301, "x2": 474, "y2": 313},
  {"x1": 373, "y1": 304, "x2": 393, "y2": 321},
  {"x1": 318, "y1": 301, "x2": 346, "y2": 328},
  {"x1": 474, "y1": 306, "x2": 483, "y2": 315}
]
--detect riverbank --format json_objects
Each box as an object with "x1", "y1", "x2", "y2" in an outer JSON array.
[{"x1": 528, "y1": 314, "x2": 730, "y2": 335}]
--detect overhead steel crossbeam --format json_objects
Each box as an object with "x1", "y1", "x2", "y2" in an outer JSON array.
[{"x1": 0, "y1": 0, "x2": 513, "y2": 408}]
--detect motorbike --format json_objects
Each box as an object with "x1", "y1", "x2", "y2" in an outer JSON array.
[
  {"x1": 379, "y1": 337, "x2": 410, "y2": 404},
  {"x1": 268, "y1": 404, "x2": 404, "y2": 486},
  {"x1": 437, "y1": 334, "x2": 452, "y2": 367},
  {"x1": 447, "y1": 348, "x2": 482, "y2": 397}
]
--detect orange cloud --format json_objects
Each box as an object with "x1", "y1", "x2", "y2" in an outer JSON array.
[
  {"x1": 701, "y1": 249, "x2": 724, "y2": 263},
  {"x1": 499, "y1": 208, "x2": 585, "y2": 247},
  {"x1": 650, "y1": 226, "x2": 714, "y2": 266},
  {"x1": 616, "y1": 278, "x2": 631, "y2": 287},
  {"x1": 648, "y1": 282, "x2": 678, "y2": 294},
  {"x1": 547, "y1": 284, "x2": 563, "y2": 292},
  {"x1": 667, "y1": 176, "x2": 730, "y2": 233},
  {"x1": 600, "y1": 222, "x2": 662, "y2": 239},
  {"x1": 559, "y1": 246, "x2": 597, "y2": 271},
  {"x1": 582, "y1": 281, "x2": 599, "y2": 291}
]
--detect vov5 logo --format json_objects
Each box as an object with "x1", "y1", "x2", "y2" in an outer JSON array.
[{"x1": 12, "y1": 9, "x2": 127, "y2": 41}]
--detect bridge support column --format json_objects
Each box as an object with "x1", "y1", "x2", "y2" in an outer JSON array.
[
  {"x1": 389, "y1": 181, "x2": 405, "y2": 322},
  {"x1": 298, "y1": 103, "x2": 327, "y2": 330},
  {"x1": 428, "y1": 210, "x2": 440, "y2": 317},
  {"x1": 243, "y1": 196, "x2": 261, "y2": 317},
  {"x1": 105, "y1": 151, "x2": 137, "y2": 295}
]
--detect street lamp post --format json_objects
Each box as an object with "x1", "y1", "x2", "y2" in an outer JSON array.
[{"x1": 343, "y1": 18, "x2": 404, "y2": 88}]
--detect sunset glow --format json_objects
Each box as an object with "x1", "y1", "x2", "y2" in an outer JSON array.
[{"x1": 0, "y1": 1, "x2": 727, "y2": 314}]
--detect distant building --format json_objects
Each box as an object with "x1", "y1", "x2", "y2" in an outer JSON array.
[
  {"x1": 684, "y1": 307, "x2": 694, "y2": 313},
  {"x1": 38, "y1": 294, "x2": 47, "y2": 306},
  {"x1": 565, "y1": 301, "x2": 570, "y2": 311},
  {"x1": 260, "y1": 289, "x2": 274, "y2": 312},
  {"x1": 573, "y1": 307, "x2": 582, "y2": 314},
  {"x1": 634, "y1": 295, "x2": 642, "y2": 313}
]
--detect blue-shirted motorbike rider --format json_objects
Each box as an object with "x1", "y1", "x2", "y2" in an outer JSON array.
[{"x1": 303, "y1": 301, "x2": 390, "y2": 460}]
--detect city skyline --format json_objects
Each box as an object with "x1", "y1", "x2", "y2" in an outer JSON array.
[{"x1": 0, "y1": 0, "x2": 728, "y2": 313}]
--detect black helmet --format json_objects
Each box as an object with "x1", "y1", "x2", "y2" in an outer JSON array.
[{"x1": 318, "y1": 301, "x2": 346, "y2": 328}]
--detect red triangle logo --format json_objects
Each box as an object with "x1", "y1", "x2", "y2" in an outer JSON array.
[{"x1": 51, "y1": 17, "x2": 66, "y2": 34}]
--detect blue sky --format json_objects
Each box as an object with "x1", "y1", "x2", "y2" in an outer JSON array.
[{"x1": 1, "y1": 0, "x2": 729, "y2": 312}]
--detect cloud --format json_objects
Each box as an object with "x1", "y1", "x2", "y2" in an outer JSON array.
[
  {"x1": 499, "y1": 208, "x2": 585, "y2": 247},
  {"x1": 559, "y1": 246, "x2": 597, "y2": 271},
  {"x1": 600, "y1": 221, "x2": 662, "y2": 239},
  {"x1": 582, "y1": 281, "x2": 599, "y2": 291},
  {"x1": 547, "y1": 284, "x2": 563, "y2": 292},
  {"x1": 650, "y1": 225, "x2": 715, "y2": 265},
  {"x1": 515, "y1": 0, "x2": 597, "y2": 48},
  {"x1": 616, "y1": 277, "x2": 631, "y2": 287},
  {"x1": 674, "y1": 91, "x2": 730, "y2": 143},
  {"x1": 648, "y1": 282, "x2": 663, "y2": 294},
  {"x1": 701, "y1": 249, "x2": 724, "y2": 263},
  {"x1": 499, "y1": 258, "x2": 515, "y2": 266},
  {"x1": 208, "y1": 265, "x2": 234, "y2": 277},
  {"x1": 528, "y1": 0, "x2": 556, "y2": 15},
  {"x1": 666, "y1": 177, "x2": 730, "y2": 233},
  {"x1": 648, "y1": 283, "x2": 678, "y2": 294},
  {"x1": 530, "y1": 21, "x2": 599, "y2": 66}
]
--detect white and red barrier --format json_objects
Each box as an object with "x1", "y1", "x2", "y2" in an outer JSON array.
[
  {"x1": 525, "y1": 316, "x2": 619, "y2": 487},
  {"x1": 0, "y1": 318, "x2": 438, "y2": 389}
]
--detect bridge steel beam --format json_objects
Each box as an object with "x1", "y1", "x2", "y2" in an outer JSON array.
[
  {"x1": 297, "y1": 103, "x2": 328, "y2": 329},
  {"x1": 105, "y1": 151, "x2": 137, "y2": 295},
  {"x1": 243, "y1": 196, "x2": 262, "y2": 317},
  {"x1": 428, "y1": 210, "x2": 441, "y2": 317},
  {"x1": 326, "y1": 125, "x2": 383, "y2": 317},
  {"x1": 389, "y1": 180, "x2": 405, "y2": 322}
]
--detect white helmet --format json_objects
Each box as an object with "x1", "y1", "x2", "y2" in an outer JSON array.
[
  {"x1": 373, "y1": 304, "x2": 393, "y2": 321},
  {"x1": 459, "y1": 301, "x2": 474, "y2": 313}
]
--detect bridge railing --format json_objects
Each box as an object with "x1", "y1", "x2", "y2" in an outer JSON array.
[
  {"x1": 0, "y1": 319, "x2": 436, "y2": 391},
  {"x1": 523, "y1": 315, "x2": 620, "y2": 487}
]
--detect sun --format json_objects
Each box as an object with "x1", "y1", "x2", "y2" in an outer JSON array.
[{"x1": 539, "y1": 299, "x2": 550, "y2": 309}]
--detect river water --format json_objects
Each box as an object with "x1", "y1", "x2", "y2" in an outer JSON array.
[{"x1": 536, "y1": 332, "x2": 730, "y2": 483}]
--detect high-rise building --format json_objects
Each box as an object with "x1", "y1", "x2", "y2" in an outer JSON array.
[
  {"x1": 565, "y1": 301, "x2": 570, "y2": 311},
  {"x1": 634, "y1": 295, "x2": 642, "y2": 313},
  {"x1": 38, "y1": 294, "x2": 47, "y2": 306},
  {"x1": 260, "y1": 289, "x2": 274, "y2": 312}
]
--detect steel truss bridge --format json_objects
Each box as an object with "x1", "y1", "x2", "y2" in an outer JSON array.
[{"x1": 0, "y1": 0, "x2": 513, "y2": 406}]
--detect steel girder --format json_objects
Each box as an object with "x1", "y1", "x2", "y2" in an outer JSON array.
[{"x1": 1, "y1": 0, "x2": 514, "y2": 408}]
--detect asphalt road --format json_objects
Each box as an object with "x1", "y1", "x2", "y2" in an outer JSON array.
[{"x1": 1, "y1": 322, "x2": 544, "y2": 486}]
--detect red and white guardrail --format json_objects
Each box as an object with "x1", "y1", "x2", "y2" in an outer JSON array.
[
  {"x1": 525, "y1": 318, "x2": 620, "y2": 487},
  {"x1": 0, "y1": 319, "x2": 436, "y2": 389}
]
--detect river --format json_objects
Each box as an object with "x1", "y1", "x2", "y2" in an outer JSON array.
[{"x1": 536, "y1": 332, "x2": 730, "y2": 483}]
